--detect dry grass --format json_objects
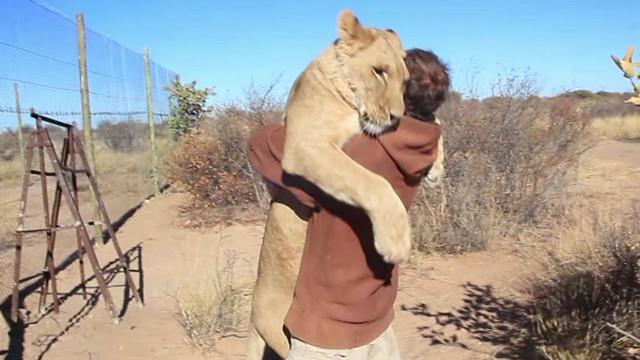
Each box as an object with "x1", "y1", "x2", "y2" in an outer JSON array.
[
  {"x1": 520, "y1": 202, "x2": 640, "y2": 359},
  {"x1": 93, "y1": 141, "x2": 153, "y2": 178},
  {"x1": 0, "y1": 200, "x2": 18, "y2": 250},
  {"x1": 590, "y1": 115, "x2": 640, "y2": 141},
  {"x1": 91, "y1": 141, "x2": 155, "y2": 195},
  {"x1": 0, "y1": 158, "x2": 23, "y2": 183},
  {"x1": 174, "y1": 242, "x2": 253, "y2": 354},
  {"x1": 0, "y1": 138, "x2": 153, "y2": 188},
  {"x1": 513, "y1": 152, "x2": 640, "y2": 359},
  {"x1": 0, "y1": 138, "x2": 157, "y2": 251}
]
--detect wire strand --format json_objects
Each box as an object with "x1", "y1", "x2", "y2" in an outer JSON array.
[
  {"x1": 0, "y1": 40, "x2": 146, "y2": 85},
  {"x1": 2, "y1": 76, "x2": 150, "y2": 101},
  {"x1": 0, "y1": 108, "x2": 168, "y2": 117}
]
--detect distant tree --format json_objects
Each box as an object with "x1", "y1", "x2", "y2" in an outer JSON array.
[
  {"x1": 164, "y1": 76, "x2": 215, "y2": 138},
  {"x1": 595, "y1": 90, "x2": 614, "y2": 97},
  {"x1": 96, "y1": 118, "x2": 147, "y2": 152},
  {"x1": 567, "y1": 89, "x2": 595, "y2": 100}
]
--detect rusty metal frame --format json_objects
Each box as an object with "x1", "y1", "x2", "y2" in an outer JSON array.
[{"x1": 11, "y1": 110, "x2": 144, "y2": 324}]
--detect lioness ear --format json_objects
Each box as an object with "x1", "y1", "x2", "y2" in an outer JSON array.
[{"x1": 337, "y1": 9, "x2": 373, "y2": 47}]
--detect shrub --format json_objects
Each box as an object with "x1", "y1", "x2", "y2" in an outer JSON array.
[
  {"x1": 587, "y1": 93, "x2": 640, "y2": 119},
  {"x1": 96, "y1": 118, "x2": 148, "y2": 152},
  {"x1": 0, "y1": 126, "x2": 33, "y2": 161},
  {"x1": 164, "y1": 124, "x2": 257, "y2": 209},
  {"x1": 175, "y1": 248, "x2": 253, "y2": 354},
  {"x1": 410, "y1": 75, "x2": 593, "y2": 253},
  {"x1": 0, "y1": 129, "x2": 20, "y2": 161},
  {"x1": 164, "y1": 82, "x2": 283, "y2": 216},
  {"x1": 524, "y1": 204, "x2": 640, "y2": 359}
]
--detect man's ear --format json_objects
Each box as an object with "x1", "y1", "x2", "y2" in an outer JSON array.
[{"x1": 337, "y1": 9, "x2": 374, "y2": 51}]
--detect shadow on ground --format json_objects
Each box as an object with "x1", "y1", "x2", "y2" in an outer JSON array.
[
  {"x1": 0, "y1": 195, "x2": 149, "y2": 360},
  {"x1": 401, "y1": 282, "x2": 545, "y2": 359}
]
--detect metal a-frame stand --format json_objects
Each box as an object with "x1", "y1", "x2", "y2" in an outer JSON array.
[{"x1": 11, "y1": 111, "x2": 143, "y2": 324}]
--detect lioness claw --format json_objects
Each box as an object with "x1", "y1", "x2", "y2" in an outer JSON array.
[
  {"x1": 371, "y1": 197, "x2": 411, "y2": 265},
  {"x1": 425, "y1": 166, "x2": 444, "y2": 188}
]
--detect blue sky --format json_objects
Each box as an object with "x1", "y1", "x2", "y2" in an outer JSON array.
[
  {"x1": 1, "y1": 0, "x2": 639, "y2": 129},
  {"x1": 35, "y1": 0, "x2": 638, "y2": 99}
]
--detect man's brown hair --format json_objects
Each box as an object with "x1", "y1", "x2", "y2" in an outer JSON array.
[{"x1": 403, "y1": 48, "x2": 450, "y2": 121}]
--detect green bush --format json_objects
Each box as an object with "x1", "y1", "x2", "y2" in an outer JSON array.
[{"x1": 164, "y1": 76, "x2": 215, "y2": 139}]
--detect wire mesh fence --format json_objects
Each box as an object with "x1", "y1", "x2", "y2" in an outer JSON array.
[{"x1": 0, "y1": 0, "x2": 178, "y2": 302}]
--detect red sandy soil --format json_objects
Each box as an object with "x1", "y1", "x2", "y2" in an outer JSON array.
[{"x1": 1, "y1": 140, "x2": 638, "y2": 360}]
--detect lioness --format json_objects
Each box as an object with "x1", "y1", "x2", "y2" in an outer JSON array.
[
  {"x1": 247, "y1": 12, "x2": 449, "y2": 359},
  {"x1": 280, "y1": 9, "x2": 412, "y2": 266},
  {"x1": 246, "y1": 9, "x2": 411, "y2": 359}
]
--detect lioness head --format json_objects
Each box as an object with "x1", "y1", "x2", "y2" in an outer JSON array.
[{"x1": 335, "y1": 9, "x2": 409, "y2": 135}]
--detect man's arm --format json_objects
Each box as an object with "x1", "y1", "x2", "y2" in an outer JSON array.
[
  {"x1": 247, "y1": 124, "x2": 317, "y2": 208},
  {"x1": 248, "y1": 116, "x2": 441, "y2": 207},
  {"x1": 377, "y1": 116, "x2": 441, "y2": 181}
]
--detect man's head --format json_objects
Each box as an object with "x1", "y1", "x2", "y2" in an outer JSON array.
[{"x1": 403, "y1": 49, "x2": 450, "y2": 121}]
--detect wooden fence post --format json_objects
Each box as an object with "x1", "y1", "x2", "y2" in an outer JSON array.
[
  {"x1": 76, "y1": 12, "x2": 103, "y2": 244},
  {"x1": 144, "y1": 48, "x2": 160, "y2": 196},
  {"x1": 13, "y1": 82, "x2": 25, "y2": 166}
]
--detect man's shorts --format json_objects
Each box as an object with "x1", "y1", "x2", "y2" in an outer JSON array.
[{"x1": 286, "y1": 326, "x2": 402, "y2": 360}]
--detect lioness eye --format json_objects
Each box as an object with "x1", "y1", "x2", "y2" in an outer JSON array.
[{"x1": 373, "y1": 67, "x2": 386, "y2": 77}]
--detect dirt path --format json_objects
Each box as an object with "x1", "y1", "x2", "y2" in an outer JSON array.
[
  {"x1": 1, "y1": 140, "x2": 638, "y2": 360},
  {"x1": 0, "y1": 191, "x2": 530, "y2": 360}
]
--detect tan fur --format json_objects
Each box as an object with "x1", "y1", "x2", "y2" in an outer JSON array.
[
  {"x1": 424, "y1": 118, "x2": 445, "y2": 188},
  {"x1": 247, "y1": 152, "x2": 446, "y2": 360},
  {"x1": 281, "y1": 9, "x2": 411, "y2": 266},
  {"x1": 248, "y1": 9, "x2": 413, "y2": 359},
  {"x1": 247, "y1": 132, "x2": 445, "y2": 360},
  {"x1": 247, "y1": 195, "x2": 309, "y2": 360}
]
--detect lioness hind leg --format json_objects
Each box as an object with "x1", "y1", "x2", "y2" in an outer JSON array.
[
  {"x1": 247, "y1": 322, "x2": 269, "y2": 360},
  {"x1": 249, "y1": 200, "x2": 308, "y2": 360},
  {"x1": 249, "y1": 296, "x2": 292, "y2": 359},
  {"x1": 247, "y1": 320, "x2": 286, "y2": 360}
]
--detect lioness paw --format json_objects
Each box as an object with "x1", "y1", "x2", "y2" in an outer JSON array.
[
  {"x1": 370, "y1": 197, "x2": 411, "y2": 265},
  {"x1": 424, "y1": 163, "x2": 445, "y2": 188}
]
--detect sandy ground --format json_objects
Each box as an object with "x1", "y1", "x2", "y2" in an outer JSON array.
[{"x1": 1, "y1": 140, "x2": 638, "y2": 360}]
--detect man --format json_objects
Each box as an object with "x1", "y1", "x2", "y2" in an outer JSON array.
[{"x1": 248, "y1": 48, "x2": 450, "y2": 359}]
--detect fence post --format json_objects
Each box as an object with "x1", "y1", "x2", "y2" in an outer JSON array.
[
  {"x1": 13, "y1": 82, "x2": 25, "y2": 166},
  {"x1": 76, "y1": 12, "x2": 103, "y2": 244},
  {"x1": 144, "y1": 48, "x2": 160, "y2": 196}
]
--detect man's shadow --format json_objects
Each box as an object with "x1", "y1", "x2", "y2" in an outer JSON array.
[{"x1": 401, "y1": 281, "x2": 545, "y2": 359}]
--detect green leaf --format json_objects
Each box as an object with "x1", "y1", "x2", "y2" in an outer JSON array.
[
  {"x1": 611, "y1": 46, "x2": 637, "y2": 78},
  {"x1": 624, "y1": 96, "x2": 640, "y2": 106}
]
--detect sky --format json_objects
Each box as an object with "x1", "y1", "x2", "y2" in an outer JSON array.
[{"x1": 2, "y1": 0, "x2": 640, "y2": 128}]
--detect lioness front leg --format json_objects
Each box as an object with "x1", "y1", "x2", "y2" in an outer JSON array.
[
  {"x1": 424, "y1": 117, "x2": 444, "y2": 188},
  {"x1": 282, "y1": 140, "x2": 411, "y2": 264}
]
